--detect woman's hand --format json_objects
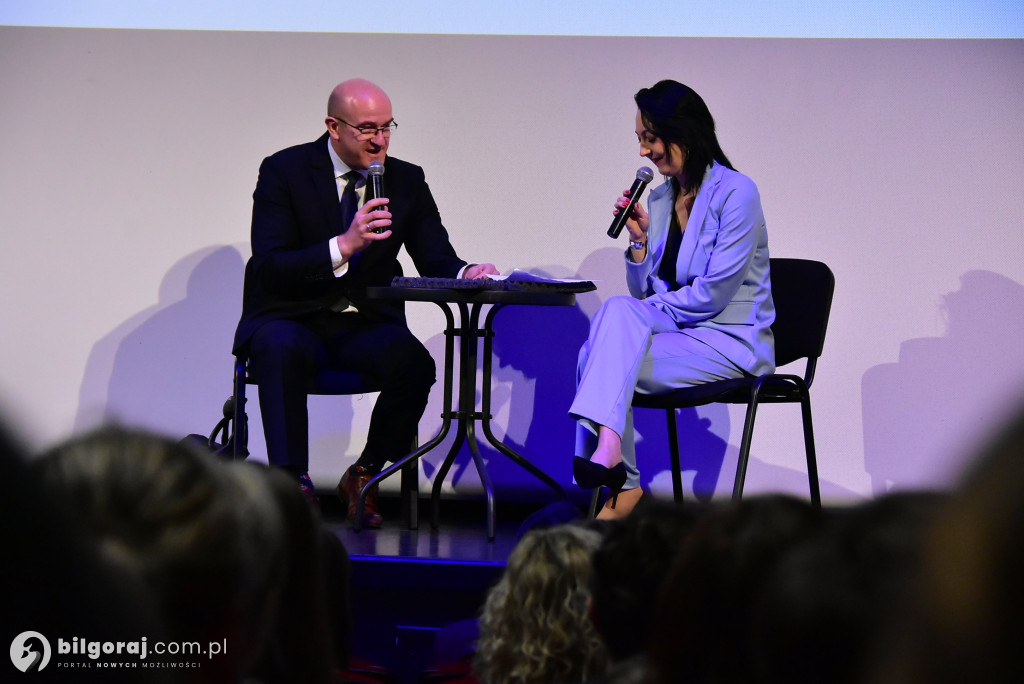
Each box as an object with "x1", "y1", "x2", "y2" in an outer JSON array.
[{"x1": 614, "y1": 189, "x2": 650, "y2": 245}]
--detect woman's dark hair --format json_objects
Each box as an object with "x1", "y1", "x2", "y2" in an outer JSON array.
[{"x1": 635, "y1": 79, "x2": 735, "y2": 193}]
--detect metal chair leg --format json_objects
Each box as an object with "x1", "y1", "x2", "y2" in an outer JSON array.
[
  {"x1": 800, "y1": 391, "x2": 822, "y2": 508},
  {"x1": 731, "y1": 395, "x2": 761, "y2": 501},
  {"x1": 666, "y1": 408, "x2": 684, "y2": 503}
]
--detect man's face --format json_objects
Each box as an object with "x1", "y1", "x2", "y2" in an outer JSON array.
[{"x1": 327, "y1": 93, "x2": 393, "y2": 170}]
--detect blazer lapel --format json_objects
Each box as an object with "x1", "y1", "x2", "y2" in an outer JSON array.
[
  {"x1": 309, "y1": 134, "x2": 345, "y2": 239},
  {"x1": 677, "y1": 163, "x2": 720, "y2": 281}
]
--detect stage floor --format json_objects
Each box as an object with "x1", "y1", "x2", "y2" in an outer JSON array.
[
  {"x1": 319, "y1": 495, "x2": 583, "y2": 682},
  {"x1": 321, "y1": 492, "x2": 589, "y2": 563},
  {"x1": 327, "y1": 505, "x2": 519, "y2": 564}
]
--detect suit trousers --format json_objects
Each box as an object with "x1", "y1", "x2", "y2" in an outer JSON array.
[
  {"x1": 249, "y1": 310, "x2": 435, "y2": 474},
  {"x1": 569, "y1": 295, "x2": 744, "y2": 489}
]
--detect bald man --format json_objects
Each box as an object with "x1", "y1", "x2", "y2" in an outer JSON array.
[{"x1": 233, "y1": 79, "x2": 497, "y2": 528}]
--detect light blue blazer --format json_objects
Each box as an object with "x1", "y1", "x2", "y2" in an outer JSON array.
[{"x1": 625, "y1": 162, "x2": 776, "y2": 376}]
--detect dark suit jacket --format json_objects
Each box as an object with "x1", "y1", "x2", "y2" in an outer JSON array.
[{"x1": 233, "y1": 133, "x2": 467, "y2": 354}]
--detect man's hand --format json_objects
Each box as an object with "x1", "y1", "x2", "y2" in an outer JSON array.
[
  {"x1": 336, "y1": 197, "x2": 392, "y2": 260},
  {"x1": 464, "y1": 263, "x2": 499, "y2": 279}
]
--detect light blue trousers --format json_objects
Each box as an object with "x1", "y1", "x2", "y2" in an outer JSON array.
[{"x1": 568, "y1": 296, "x2": 744, "y2": 489}]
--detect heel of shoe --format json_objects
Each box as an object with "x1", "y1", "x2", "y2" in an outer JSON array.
[{"x1": 573, "y1": 457, "x2": 628, "y2": 492}]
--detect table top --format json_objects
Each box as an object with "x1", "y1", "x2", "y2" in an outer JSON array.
[{"x1": 364, "y1": 285, "x2": 578, "y2": 307}]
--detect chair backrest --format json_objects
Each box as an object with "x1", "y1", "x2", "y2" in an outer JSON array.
[{"x1": 769, "y1": 258, "x2": 835, "y2": 368}]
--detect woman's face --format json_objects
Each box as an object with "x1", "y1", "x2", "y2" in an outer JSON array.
[{"x1": 635, "y1": 110, "x2": 686, "y2": 179}]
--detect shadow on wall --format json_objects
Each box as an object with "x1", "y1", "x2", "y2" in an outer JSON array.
[
  {"x1": 412, "y1": 268, "x2": 593, "y2": 502},
  {"x1": 413, "y1": 247, "x2": 743, "y2": 504},
  {"x1": 74, "y1": 246, "x2": 246, "y2": 441},
  {"x1": 76, "y1": 243, "x2": 425, "y2": 471},
  {"x1": 862, "y1": 270, "x2": 1024, "y2": 497}
]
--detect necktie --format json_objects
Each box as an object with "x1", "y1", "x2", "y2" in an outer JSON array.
[
  {"x1": 339, "y1": 170, "x2": 361, "y2": 231},
  {"x1": 332, "y1": 170, "x2": 363, "y2": 311}
]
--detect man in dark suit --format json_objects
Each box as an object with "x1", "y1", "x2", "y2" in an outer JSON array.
[{"x1": 233, "y1": 78, "x2": 497, "y2": 527}]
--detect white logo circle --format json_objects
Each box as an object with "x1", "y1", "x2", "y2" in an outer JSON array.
[{"x1": 10, "y1": 632, "x2": 51, "y2": 673}]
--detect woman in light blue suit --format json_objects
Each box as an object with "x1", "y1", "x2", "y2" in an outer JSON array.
[{"x1": 570, "y1": 80, "x2": 775, "y2": 519}]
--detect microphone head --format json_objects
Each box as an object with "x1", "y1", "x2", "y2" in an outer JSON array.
[
  {"x1": 636, "y1": 166, "x2": 655, "y2": 183},
  {"x1": 368, "y1": 161, "x2": 385, "y2": 177}
]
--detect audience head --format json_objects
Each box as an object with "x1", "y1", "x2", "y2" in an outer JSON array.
[
  {"x1": 589, "y1": 502, "x2": 698, "y2": 662},
  {"x1": 33, "y1": 426, "x2": 287, "y2": 681},
  {"x1": 646, "y1": 494, "x2": 821, "y2": 684},
  {"x1": 2, "y1": 421, "x2": 164, "y2": 682},
  {"x1": 475, "y1": 523, "x2": 608, "y2": 684},
  {"x1": 239, "y1": 461, "x2": 339, "y2": 684},
  {"x1": 751, "y1": 490, "x2": 946, "y2": 684},
  {"x1": 869, "y1": 409, "x2": 1024, "y2": 683}
]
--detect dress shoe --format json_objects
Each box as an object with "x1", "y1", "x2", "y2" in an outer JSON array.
[
  {"x1": 297, "y1": 472, "x2": 321, "y2": 514},
  {"x1": 573, "y1": 456, "x2": 628, "y2": 508},
  {"x1": 337, "y1": 465, "x2": 383, "y2": 529}
]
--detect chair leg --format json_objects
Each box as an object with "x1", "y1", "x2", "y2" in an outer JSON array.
[
  {"x1": 732, "y1": 398, "x2": 761, "y2": 501},
  {"x1": 666, "y1": 408, "x2": 684, "y2": 504},
  {"x1": 400, "y1": 436, "x2": 419, "y2": 529},
  {"x1": 588, "y1": 489, "x2": 601, "y2": 518},
  {"x1": 799, "y1": 392, "x2": 822, "y2": 509},
  {"x1": 232, "y1": 359, "x2": 248, "y2": 460}
]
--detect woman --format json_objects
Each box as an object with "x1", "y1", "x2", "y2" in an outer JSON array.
[
  {"x1": 474, "y1": 524, "x2": 608, "y2": 684},
  {"x1": 570, "y1": 80, "x2": 775, "y2": 519}
]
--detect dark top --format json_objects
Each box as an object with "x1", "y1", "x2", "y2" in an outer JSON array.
[{"x1": 657, "y1": 204, "x2": 684, "y2": 290}]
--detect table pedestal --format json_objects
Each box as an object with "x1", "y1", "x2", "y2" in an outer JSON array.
[{"x1": 357, "y1": 287, "x2": 575, "y2": 539}]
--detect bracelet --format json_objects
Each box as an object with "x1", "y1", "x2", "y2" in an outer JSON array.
[{"x1": 629, "y1": 240, "x2": 647, "y2": 250}]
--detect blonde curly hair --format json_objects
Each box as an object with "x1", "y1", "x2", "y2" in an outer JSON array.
[{"x1": 474, "y1": 524, "x2": 608, "y2": 684}]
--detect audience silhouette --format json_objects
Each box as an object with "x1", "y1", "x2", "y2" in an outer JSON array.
[
  {"x1": 645, "y1": 494, "x2": 821, "y2": 684},
  {"x1": 475, "y1": 524, "x2": 609, "y2": 684},
  {"x1": 587, "y1": 502, "x2": 699, "y2": 682},
  {"x1": 30, "y1": 425, "x2": 339, "y2": 683},
  {"x1": 9, "y1": 399, "x2": 1024, "y2": 684}
]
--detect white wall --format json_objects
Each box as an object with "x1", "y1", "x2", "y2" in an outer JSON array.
[{"x1": 1, "y1": 27, "x2": 1022, "y2": 503}]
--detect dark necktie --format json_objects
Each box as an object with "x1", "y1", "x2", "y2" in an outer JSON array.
[{"x1": 339, "y1": 170, "x2": 361, "y2": 231}]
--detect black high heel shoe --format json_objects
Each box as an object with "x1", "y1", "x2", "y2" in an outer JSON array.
[{"x1": 573, "y1": 457, "x2": 628, "y2": 508}]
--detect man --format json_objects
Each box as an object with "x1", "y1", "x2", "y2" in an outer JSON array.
[{"x1": 233, "y1": 78, "x2": 498, "y2": 527}]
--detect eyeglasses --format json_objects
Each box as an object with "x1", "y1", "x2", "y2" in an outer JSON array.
[{"x1": 329, "y1": 117, "x2": 398, "y2": 140}]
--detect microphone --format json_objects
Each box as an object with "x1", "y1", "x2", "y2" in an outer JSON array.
[
  {"x1": 607, "y1": 166, "x2": 655, "y2": 238},
  {"x1": 367, "y1": 161, "x2": 386, "y2": 233}
]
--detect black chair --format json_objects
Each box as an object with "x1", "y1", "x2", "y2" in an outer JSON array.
[
  {"x1": 603, "y1": 258, "x2": 834, "y2": 511},
  {"x1": 224, "y1": 355, "x2": 422, "y2": 529}
]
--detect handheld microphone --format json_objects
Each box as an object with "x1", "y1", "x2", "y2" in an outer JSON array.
[
  {"x1": 367, "y1": 161, "x2": 386, "y2": 233},
  {"x1": 607, "y1": 166, "x2": 655, "y2": 238}
]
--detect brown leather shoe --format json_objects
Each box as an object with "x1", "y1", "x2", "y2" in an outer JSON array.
[{"x1": 337, "y1": 465, "x2": 383, "y2": 529}]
